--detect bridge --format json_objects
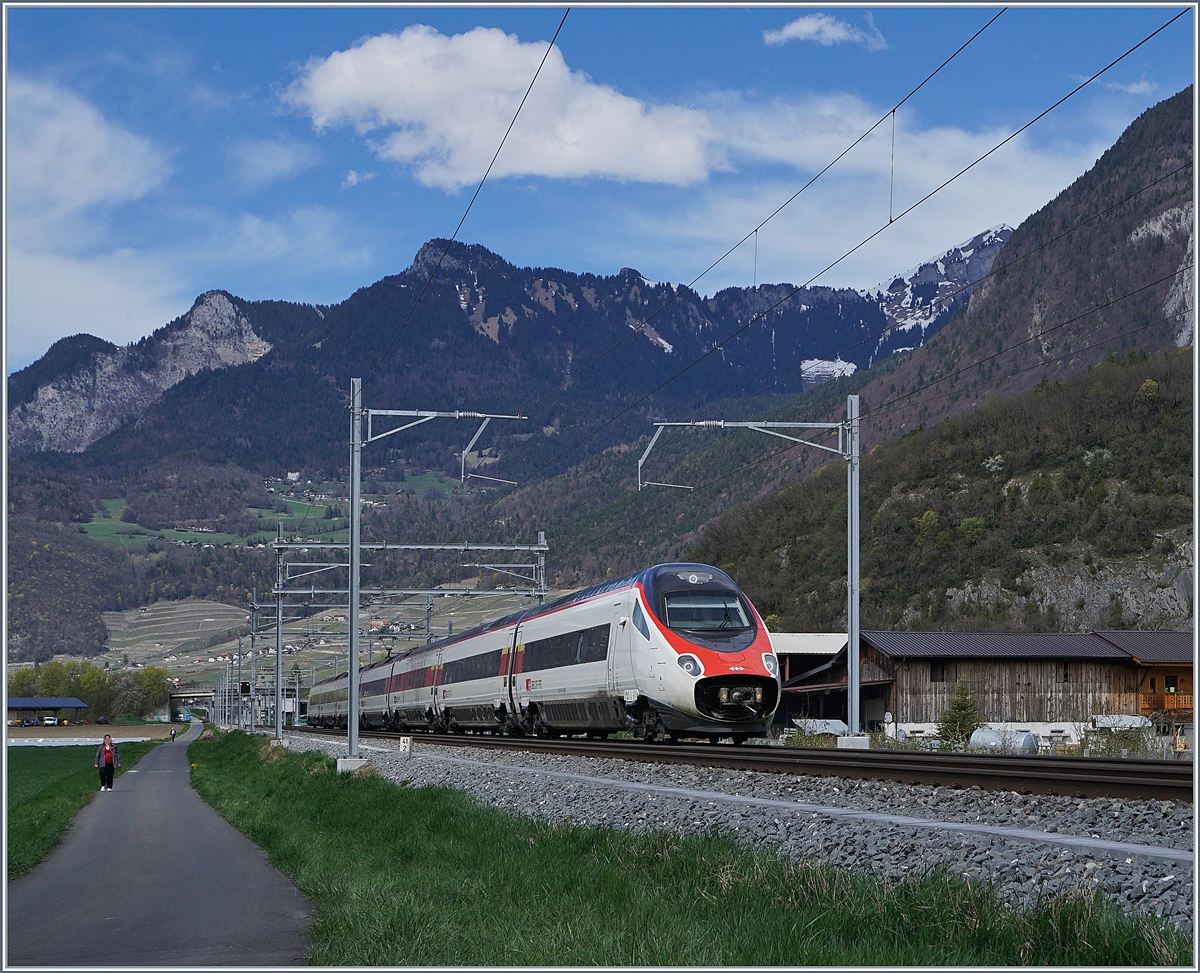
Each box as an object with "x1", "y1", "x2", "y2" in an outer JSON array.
[{"x1": 170, "y1": 690, "x2": 214, "y2": 702}]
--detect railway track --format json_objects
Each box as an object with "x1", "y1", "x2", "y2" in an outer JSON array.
[{"x1": 295, "y1": 727, "x2": 1194, "y2": 802}]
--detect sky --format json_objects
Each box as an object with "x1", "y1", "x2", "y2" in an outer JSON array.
[{"x1": 4, "y1": 5, "x2": 1195, "y2": 372}]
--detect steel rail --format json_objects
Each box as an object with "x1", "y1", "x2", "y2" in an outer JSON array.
[{"x1": 295, "y1": 727, "x2": 1193, "y2": 802}]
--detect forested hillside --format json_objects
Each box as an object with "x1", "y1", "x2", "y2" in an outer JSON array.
[
  {"x1": 6, "y1": 518, "x2": 275, "y2": 663},
  {"x1": 693, "y1": 350, "x2": 1192, "y2": 633}
]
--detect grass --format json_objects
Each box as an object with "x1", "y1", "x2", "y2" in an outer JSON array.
[
  {"x1": 81, "y1": 500, "x2": 250, "y2": 547},
  {"x1": 81, "y1": 481, "x2": 455, "y2": 550},
  {"x1": 7, "y1": 740, "x2": 160, "y2": 879},
  {"x1": 189, "y1": 731, "x2": 1190, "y2": 966},
  {"x1": 107, "y1": 713, "x2": 154, "y2": 725}
]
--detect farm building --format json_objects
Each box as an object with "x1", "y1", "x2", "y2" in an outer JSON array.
[
  {"x1": 6, "y1": 697, "x2": 88, "y2": 723},
  {"x1": 778, "y1": 630, "x2": 1193, "y2": 743}
]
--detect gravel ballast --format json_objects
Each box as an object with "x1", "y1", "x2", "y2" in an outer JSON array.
[{"x1": 284, "y1": 732, "x2": 1194, "y2": 928}]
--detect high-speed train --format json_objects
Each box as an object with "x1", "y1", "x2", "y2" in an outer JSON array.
[{"x1": 309, "y1": 563, "x2": 780, "y2": 743}]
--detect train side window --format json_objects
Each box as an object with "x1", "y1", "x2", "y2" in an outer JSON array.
[
  {"x1": 929, "y1": 661, "x2": 945, "y2": 683},
  {"x1": 523, "y1": 624, "x2": 610, "y2": 670},
  {"x1": 632, "y1": 601, "x2": 651, "y2": 640},
  {"x1": 576, "y1": 624, "x2": 611, "y2": 664}
]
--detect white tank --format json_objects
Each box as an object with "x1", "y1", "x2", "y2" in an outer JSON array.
[{"x1": 970, "y1": 726, "x2": 1038, "y2": 754}]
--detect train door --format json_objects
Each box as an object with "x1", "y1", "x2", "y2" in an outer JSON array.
[
  {"x1": 506, "y1": 622, "x2": 521, "y2": 717},
  {"x1": 609, "y1": 597, "x2": 635, "y2": 695}
]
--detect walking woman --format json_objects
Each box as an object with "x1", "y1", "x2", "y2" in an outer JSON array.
[{"x1": 95, "y1": 734, "x2": 120, "y2": 791}]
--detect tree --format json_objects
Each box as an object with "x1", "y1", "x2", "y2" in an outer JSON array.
[
  {"x1": 111, "y1": 673, "x2": 146, "y2": 717},
  {"x1": 7, "y1": 669, "x2": 38, "y2": 697},
  {"x1": 937, "y1": 680, "x2": 983, "y2": 748},
  {"x1": 139, "y1": 666, "x2": 172, "y2": 710}
]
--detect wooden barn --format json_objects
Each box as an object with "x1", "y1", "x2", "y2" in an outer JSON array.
[{"x1": 778, "y1": 630, "x2": 1193, "y2": 739}]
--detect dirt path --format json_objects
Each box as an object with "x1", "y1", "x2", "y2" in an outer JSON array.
[{"x1": 7, "y1": 724, "x2": 185, "y2": 740}]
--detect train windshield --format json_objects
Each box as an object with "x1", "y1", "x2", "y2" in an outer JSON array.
[{"x1": 663, "y1": 592, "x2": 752, "y2": 632}]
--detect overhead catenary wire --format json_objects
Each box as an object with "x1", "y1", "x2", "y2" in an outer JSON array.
[
  {"x1": 682, "y1": 159, "x2": 1193, "y2": 413},
  {"x1": 438, "y1": 6, "x2": 1188, "y2": 547}
]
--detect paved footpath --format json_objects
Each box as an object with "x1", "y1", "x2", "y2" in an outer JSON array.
[{"x1": 7, "y1": 721, "x2": 312, "y2": 966}]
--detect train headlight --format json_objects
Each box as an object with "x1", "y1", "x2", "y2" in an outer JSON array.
[
  {"x1": 677, "y1": 654, "x2": 704, "y2": 677},
  {"x1": 762, "y1": 653, "x2": 778, "y2": 677}
]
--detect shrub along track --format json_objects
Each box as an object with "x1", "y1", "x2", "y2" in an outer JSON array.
[{"x1": 298, "y1": 726, "x2": 1193, "y2": 802}]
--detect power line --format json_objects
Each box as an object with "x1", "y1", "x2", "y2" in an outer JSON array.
[
  {"x1": 445, "y1": 8, "x2": 1188, "y2": 543},
  {"x1": 475, "y1": 8, "x2": 1007, "y2": 465},
  {"x1": 294, "y1": 8, "x2": 570, "y2": 531}
]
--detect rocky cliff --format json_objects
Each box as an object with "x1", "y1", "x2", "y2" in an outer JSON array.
[{"x1": 8, "y1": 291, "x2": 271, "y2": 453}]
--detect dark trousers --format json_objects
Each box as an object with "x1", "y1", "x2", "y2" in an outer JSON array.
[{"x1": 98, "y1": 764, "x2": 115, "y2": 789}]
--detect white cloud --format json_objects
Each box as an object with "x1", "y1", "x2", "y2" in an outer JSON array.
[
  {"x1": 763, "y1": 14, "x2": 887, "y2": 51},
  {"x1": 5, "y1": 247, "x2": 189, "y2": 370},
  {"x1": 6, "y1": 76, "x2": 170, "y2": 235},
  {"x1": 195, "y1": 205, "x2": 372, "y2": 270},
  {"x1": 228, "y1": 136, "x2": 319, "y2": 190},
  {"x1": 1106, "y1": 76, "x2": 1158, "y2": 96},
  {"x1": 342, "y1": 169, "x2": 375, "y2": 188},
  {"x1": 5, "y1": 77, "x2": 187, "y2": 369},
  {"x1": 284, "y1": 24, "x2": 715, "y2": 190}
]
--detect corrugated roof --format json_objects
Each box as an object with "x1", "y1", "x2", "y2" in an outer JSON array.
[
  {"x1": 1094, "y1": 631, "x2": 1195, "y2": 664},
  {"x1": 862, "y1": 631, "x2": 1129, "y2": 660},
  {"x1": 6, "y1": 697, "x2": 88, "y2": 709},
  {"x1": 769, "y1": 633, "x2": 846, "y2": 656}
]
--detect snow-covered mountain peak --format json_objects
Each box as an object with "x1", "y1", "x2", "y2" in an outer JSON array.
[{"x1": 871, "y1": 225, "x2": 1013, "y2": 358}]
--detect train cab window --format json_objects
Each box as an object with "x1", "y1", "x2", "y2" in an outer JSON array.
[
  {"x1": 639, "y1": 564, "x2": 758, "y2": 653},
  {"x1": 632, "y1": 601, "x2": 651, "y2": 640},
  {"x1": 662, "y1": 592, "x2": 750, "y2": 632}
]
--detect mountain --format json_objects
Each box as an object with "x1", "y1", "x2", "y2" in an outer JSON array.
[
  {"x1": 872, "y1": 225, "x2": 1011, "y2": 358},
  {"x1": 8, "y1": 292, "x2": 276, "y2": 453},
  {"x1": 8, "y1": 228, "x2": 1008, "y2": 473},
  {"x1": 8, "y1": 86, "x2": 1192, "y2": 662},
  {"x1": 496, "y1": 90, "x2": 1194, "y2": 593}
]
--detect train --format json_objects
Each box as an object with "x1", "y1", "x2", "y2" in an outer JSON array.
[{"x1": 308, "y1": 562, "x2": 780, "y2": 743}]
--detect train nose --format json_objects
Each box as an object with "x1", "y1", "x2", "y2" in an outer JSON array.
[{"x1": 695, "y1": 676, "x2": 778, "y2": 722}]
